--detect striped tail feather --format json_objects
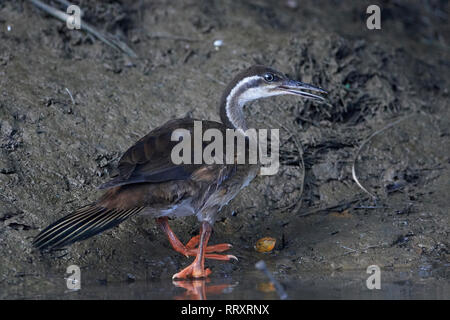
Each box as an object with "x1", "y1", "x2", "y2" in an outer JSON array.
[{"x1": 33, "y1": 204, "x2": 144, "y2": 251}]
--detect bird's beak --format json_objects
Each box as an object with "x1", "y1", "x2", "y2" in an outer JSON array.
[{"x1": 277, "y1": 79, "x2": 328, "y2": 101}]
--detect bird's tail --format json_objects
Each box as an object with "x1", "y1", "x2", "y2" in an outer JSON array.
[{"x1": 33, "y1": 204, "x2": 144, "y2": 251}]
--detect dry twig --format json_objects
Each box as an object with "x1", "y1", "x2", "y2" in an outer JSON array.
[
  {"x1": 352, "y1": 114, "x2": 414, "y2": 199},
  {"x1": 27, "y1": 0, "x2": 137, "y2": 58}
]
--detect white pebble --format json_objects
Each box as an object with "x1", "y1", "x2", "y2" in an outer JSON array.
[{"x1": 213, "y1": 39, "x2": 223, "y2": 47}]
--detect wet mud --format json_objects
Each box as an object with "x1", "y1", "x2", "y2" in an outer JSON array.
[{"x1": 0, "y1": 0, "x2": 448, "y2": 298}]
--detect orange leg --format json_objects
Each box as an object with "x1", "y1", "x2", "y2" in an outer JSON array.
[
  {"x1": 156, "y1": 217, "x2": 236, "y2": 261},
  {"x1": 172, "y1": 221, "x2": 213, "y2": 279}
]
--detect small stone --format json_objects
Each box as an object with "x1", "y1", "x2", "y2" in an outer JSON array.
[
  {"x1": 285, "y1": 0, "x2": 298, "y2": 9},
  {"x1": 126, "y1": 273, "x2": 136, "y2": 282},
  {"x1": 131, "y1": 35, "x2": 140, "y2": 43},
  {"x1": 213, "y1": 39, "x2": 223, "y2": 50}
]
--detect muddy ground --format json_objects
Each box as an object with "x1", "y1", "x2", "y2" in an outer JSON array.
[{"x1": 0, "y1": 0, "x2": 448, "y2": 298}]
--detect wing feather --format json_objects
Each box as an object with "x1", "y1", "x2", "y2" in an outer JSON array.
[{"x1": 99, "y1": 118, "x2": 227, "y2": 189}]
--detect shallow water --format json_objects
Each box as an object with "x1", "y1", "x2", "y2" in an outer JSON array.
[{"x1": 7, "y1": 265, "x2": 449, "y2": 300}]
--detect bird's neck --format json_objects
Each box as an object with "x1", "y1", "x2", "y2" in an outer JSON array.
[{"x1": 219, "y1": 76, "x2": 261, "y2": 132}]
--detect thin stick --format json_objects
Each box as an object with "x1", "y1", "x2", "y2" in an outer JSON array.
[
  {"x1": 352, "y1": 114, "x2": 414, "y2": 199},
  {"x1": 27, "y1": 0, "x2": 137, "y2": 58},
  {"x1": 65, "y1": 88, "x2": 75, "y2": 105},
  {"x1": 297, "y1": 197, "x2": 363, "y2": 217}
]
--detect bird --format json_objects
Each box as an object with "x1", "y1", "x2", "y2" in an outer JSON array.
[{"x1": 33, "y1": 65, "x2": 327, "y2": 279}]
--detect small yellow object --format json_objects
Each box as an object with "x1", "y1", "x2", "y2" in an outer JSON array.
[{"x1": 255, "y1": 237, "x2": 276, "y2": 253}]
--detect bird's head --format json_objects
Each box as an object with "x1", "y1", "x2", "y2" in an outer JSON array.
[
  {"x1": 223, "y1": 65, "x2": 327, "y2": 105},
  {"x1": 220, "y1": 65, "x2": 327, "y2": 130}
]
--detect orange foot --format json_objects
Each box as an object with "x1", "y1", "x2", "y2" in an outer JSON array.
[
  {"x1": 184, "y1": 235, "x2": 237, "y2": 260},
  {"x1": 172, "y1": 263, "x2": 212, "y2": 280},
  {"x1": 157, "y1": 217, "x2": 237, "y2": 261},
  {"x1": 172, "y1": 252, "x2": 239, "y2": 280},
  {"x1": 157, "y1": 218, "x2": 237, "y2": 279}
]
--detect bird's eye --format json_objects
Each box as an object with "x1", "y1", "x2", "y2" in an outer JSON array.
[{"x1": 264, "y1": 73, "x2": 275, "y2": 82}]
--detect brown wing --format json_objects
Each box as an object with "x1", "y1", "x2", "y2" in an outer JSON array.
[
  {"x1": 99, "y1": 118, "x2": 228, "y2": 189},
  {"x1": 34, "y1": 118, "x2": 241, "y2": 251}
]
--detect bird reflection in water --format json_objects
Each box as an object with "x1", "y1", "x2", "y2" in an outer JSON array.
[{"x1": 172, "y1": 279, "x2": 237, "y2": 300}]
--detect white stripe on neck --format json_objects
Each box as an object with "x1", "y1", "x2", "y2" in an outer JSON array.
[
  {"x1": 225, "y1": 76, "x2": 260, "y2": 131},
  {"x1": 225, "y1": 75, "x2": 282, "y2": 132}
]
